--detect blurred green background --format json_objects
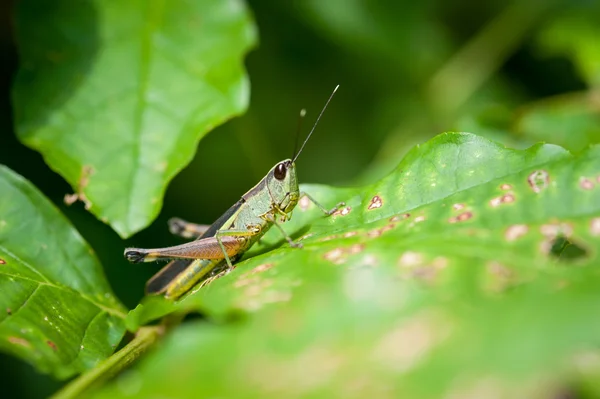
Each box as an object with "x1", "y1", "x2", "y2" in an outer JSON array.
[{"x1": 1, "y1": 0, "x2": 599, "y2": 397}]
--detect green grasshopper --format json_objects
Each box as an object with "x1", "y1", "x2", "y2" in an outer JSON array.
[{"x1": 124, "y1": 86, "x2": 343, "y2": 299}]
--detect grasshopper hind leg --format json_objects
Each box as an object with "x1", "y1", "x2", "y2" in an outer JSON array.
[
  {"x1": 124, "y1": 249, "x2": 148, "y2": 263},
  {"x1": 124, "y1": 235, "x2": 242, "y2": 264}
]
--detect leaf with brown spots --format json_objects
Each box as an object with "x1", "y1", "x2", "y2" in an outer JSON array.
[
  {"x1": 130, "y1": 132, "x2": 599, "y2": 324},
  {"x1": 117, "y1": 133, "x2": 600, "y2": 399}
]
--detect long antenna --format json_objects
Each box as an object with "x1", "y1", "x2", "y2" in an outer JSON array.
[
  {"x1": 292, "y1": 85, "x2": 339, "y2": 163},
  {"x1": 291, "y1": 108, "x2": 306, "y2": 161}
]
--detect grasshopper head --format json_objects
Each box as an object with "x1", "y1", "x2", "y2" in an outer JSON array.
[{"x1": 268, "y1": 159, "x2": 299, "y2": 216}]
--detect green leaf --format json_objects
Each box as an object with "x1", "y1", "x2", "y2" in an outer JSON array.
[
  {"x1": 97, "y1": 266, "x2": 600, "y2": 399},
  {"x1": 108, "y1": 133, "x2": 600, "y2": 397},
  {"x1": 115, "y1": 133, "x2": 600, "y2": 398},
  {"x1": 12, "y1": 0, "x2": 258, "y2": 238},
  {"x1": 0, "y1": 166, "x2": 127, "y2": 379},
  {"x1": 128, "y1": 132, "x2": 595, "y2": 328}
]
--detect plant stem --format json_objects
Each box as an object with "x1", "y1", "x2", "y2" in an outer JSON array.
[
  {"x1": 50, "y1": 326, "x2": 163, "y2": 399},
  {"x1": 427, "y1": 0, "x2": 556, "y2": 117}
]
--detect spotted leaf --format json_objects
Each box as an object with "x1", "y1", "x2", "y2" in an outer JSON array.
[{"x1": 117, "y1": 133, "x2": 600, "y2": 398}]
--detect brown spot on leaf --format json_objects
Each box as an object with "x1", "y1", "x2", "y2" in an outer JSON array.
[
  {"x1": 243, "y1": 279, "x2": 274, "y2": 298},
  {"x1": 449, "y1": 212, "x2": 473, "y2": 223},
  {"x1": 348, "y1": 244, "x2": 365, "y2": 254},
  {"x1": 323, "y1": 245, "x2": 366, "y2": 265},
  {"x1": 332, "y1": 206, "x2": 352, "y2": 217},
  {"x1": 500, "y1": 183, "x2": 512, "y2": 190},
  {"x1": 484, "y1": 261, "x2": 515, "y2": 293},
  {"x1": 540, "y1": 222, "x2": 573, "y2": 238},
  {"x1": 360, "y1": 254, "x2": 379, "y2": 267},
  {"x1": 580, "y1": 177, "x2": 595, "y2": 190},
  {"x1": 319, "y1": 234, "x2": 339, "y2": 242},
  {"x1": 390, "y1": 213, "x2": 411, "y2": 222},
  {"x1": 453, "y1": 203, "x2": 465, "y2": 211},
  {"x1": 414, "y1": 215, "x2": 426, "y2": 223},
  {"x1": 6, "y1": 308, "x2": 12, "y2": 315},
  {"x1": 408, "y1": 257, "x2": 449, "y2": 283},
  {"x1": 343, "y1": 231, "x2": 358, "y2": 238},
  {"x1": 367, "y1": 223, "x2": 396, "y2": 238},
  {"x1": 431, "y1": 257, "x2": 449, "y2": 269},
  {"x1": 398, "y1": 251, "x2": 423, "y2": 268},
  {"x1": 367, "y1": 195, "x2": 383, "y2": 210},
  {"x1": 591, "y1": 218, "x2": 600, "y2": 236},
  {"x1": 397, "y1": 255, "x2": 449, "y2": 283},
  {"x1": 234, "y1": 263, "x2": 275, "y2": 285},
  {"x1": 0, "y1": 259, "x2": 5, "y2": 265},
  {"x1": 8, "y1": 336, "x2": 30, "y2": 348},
  {"x1": 489, "y1": 194, "x2": 515, "y2": 207},
  {"x1": 243, "y1": 346, "x2": 344, "y2": 395},
  {"x1": 527, "y1": 170, "x2": 549, "y2": 193},
  {"x1": 252, "y1": 263, "x2": 274, "y2": 274},
  {"x1": 489, "y1": 197, "x2": 501, "y2": 207},
  {"x1": 323, "y1": 248, "x2": 345, "y2": 264},
  {"x1": 47, "y1": 340, "x2": 57, "y2": 351},
  {"x1": 64, "y1": 165, "x2": 94, "y2": 209},
  {"x1": 373, "y1": 312, "x2": 450, "y2": 372},
  {"x1": 410, "y1": 267, "x2": 437, "y2": 282},
  {"x1": 236, "y1": 278, "x2": 294, "y2": 311},
  {"x1": 505, "y1": 224, "x2": 528, "y2": 241},
  {"x1": 233, "y1": 275, "x2": 260, "y2": 289},
  {"x1": 487, "y1": 261, "x2": 511, "y2": 277}
]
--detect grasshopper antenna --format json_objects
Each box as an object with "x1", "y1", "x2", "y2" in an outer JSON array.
[
  {"x1": 292, "y1": 84, "x2": 339, "y2": 163},
  {"x1": 291, "y1": 108, "x2": 307, "y2": 161}
]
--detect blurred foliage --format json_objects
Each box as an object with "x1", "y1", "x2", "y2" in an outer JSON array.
[{"x1": 1, "y1": 0, "x2": 600, "y2": 398}]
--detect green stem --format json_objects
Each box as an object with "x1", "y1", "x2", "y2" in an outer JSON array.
[
  {"x1": 50, "y1": 326, "x2": 163, "y2": 399},
  {"x1": 427, "y1": 0, "x2": 556, "y2": 117}
]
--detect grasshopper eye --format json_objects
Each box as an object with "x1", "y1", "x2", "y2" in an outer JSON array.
[{"x1": 274, "y1": 162, "x2": 287, "y2": 180}]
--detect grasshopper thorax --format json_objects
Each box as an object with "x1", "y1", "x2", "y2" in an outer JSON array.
[{"x1": 267, "y1": 159, "x2": 299, "y2": 215}]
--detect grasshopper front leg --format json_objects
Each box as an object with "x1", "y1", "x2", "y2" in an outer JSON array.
[
  {"x1": 263, "y1": 213, "x2": 303, "y2": 249},
  {"x1": 300, "y1": 192, "x2": 345, "y2": 215}
]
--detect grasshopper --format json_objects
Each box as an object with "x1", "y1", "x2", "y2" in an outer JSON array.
[{"x1": 124, "y1": 86, "x2": 343, "y2": 299}]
